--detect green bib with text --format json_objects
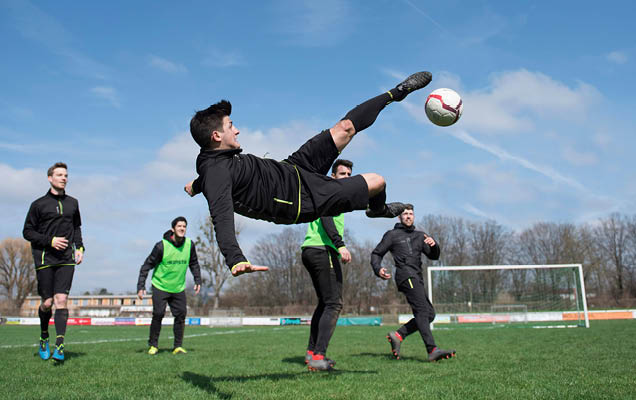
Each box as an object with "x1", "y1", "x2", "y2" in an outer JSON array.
[{"x1": 151, "y1": 238, "x2": 191, "y2": 293}]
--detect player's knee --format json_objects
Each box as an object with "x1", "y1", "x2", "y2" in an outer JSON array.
[
  {"x1": 152, "y1": 312, "x2": 165, "y2": 319},
  {"x1": 339, "y1": 119, "x2": 355, "y2": 133},
  {"x1": 331, "y1": 120, "x2": 356, "y2": 138},
  {"x1": 53, "y1": 294, "x2": 68, "y2": 309},
  {"x1": 363, "y1": 173, "x2": 386, "y2": 194},
  {"x1": 41, "y1": 298, "x2": 53, "y2": 310},
  {"x1": 325, "y1": 299, "x2": 343, "y2": 312}
]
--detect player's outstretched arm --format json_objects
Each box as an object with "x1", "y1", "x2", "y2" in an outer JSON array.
[
  {"x1": 231, "y1": 263, "x2": 269, "y2": 277},
  {"x1": 184, "y1": 176, "x2": 203, "y2": 197}
]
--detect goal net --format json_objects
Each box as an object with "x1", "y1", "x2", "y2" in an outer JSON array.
[{"x1": 427, "y1": 264, "x2": 589, "y2": 329}]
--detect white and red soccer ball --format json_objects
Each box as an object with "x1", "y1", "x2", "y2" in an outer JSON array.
[{"x1": 425, "y1": 88, "x2": 463, "y2": 127}]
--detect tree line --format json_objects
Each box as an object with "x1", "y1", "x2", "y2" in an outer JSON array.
[
  {"x1": 202, "y1": 212, "x2": 636, "y2": 315},
  {"x1": 1, "y1": 212, "x2": 635, "y2": 314}
]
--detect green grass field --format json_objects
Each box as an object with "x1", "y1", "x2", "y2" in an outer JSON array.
[{"x1": 1, "y1": 320, "x2": 634, "y2": 399}]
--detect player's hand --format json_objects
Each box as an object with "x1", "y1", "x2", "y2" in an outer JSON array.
[
  {"x1": 424, "y1": 234, "x2": 436, "y2": 247},
  {"x1": 184, "y1": 181, "x2": 195, "y2": 197},
  {"x1": 378, "y1": 267, "x2": 391, "y2": 280},
  {"x1": 74, "y1": 250, "x2": 84, "y2": 265},
  {"x1": 52, "y1": 236, "x2": 69, "y2": 250},
  {"x1": 232, "y1": 263, "x2": 269, "y2": 277},
  {"x1": 137, "y1": 290, "x2": 146, "y2": 300},
  {"x1": 339, "y1": 247, "x2": 352, "y2": 264},
  {"x1": 194, "y1": 284, "x2": 201, "y2": 295}
]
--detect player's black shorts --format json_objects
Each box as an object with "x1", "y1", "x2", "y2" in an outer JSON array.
[
  {"x1": 36, "y1": 265, "x2": 75, "y2": 299},
  {"x1": 285, "y1": 129, "x2": 339, "y2": 176},
  {"x1": 285, "y1": 130, "x2": 369, "y2": 222}
]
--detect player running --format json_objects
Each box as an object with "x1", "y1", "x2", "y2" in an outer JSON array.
[
  {"x1": 23, "y1": 162, "x2": 84, "y2": 362},
  {"x1": 185, "y1": 71, "x2": 433, "y2": 276},
  {"x1": 371, "y1": 204, "x2": 456, "y2": 362},
  {"x1": 301, "y1": 159, "x2": 353, "y2": 372},
  {"x1": 137, "y1": 217, "x2": 202, "y2": 355}
]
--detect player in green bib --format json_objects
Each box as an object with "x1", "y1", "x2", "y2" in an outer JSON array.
[
  {"x1": 301, "y1": 159, "x2": 353, "y2": 371},
  {"x1": 137, "y1": 217, "x2": 202, "y2": 355}
]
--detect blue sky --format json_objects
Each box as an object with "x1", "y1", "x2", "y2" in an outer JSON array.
[{"x1": 1, "y1": 0, "x2": 635, "y2": 294}]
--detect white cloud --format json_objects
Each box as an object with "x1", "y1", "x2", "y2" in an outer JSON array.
[
  {"x1": 606, "y1": 51, "x2": 628, "y2": 64},
  {"x1": 425, "y1": 69, "x2": 601, "y2": 135},
  {"x1": 143, "y1": 132, "x2": 199, "y2": 181},
  {"x1": 462, "y1": 203, "x2": 492, "y2": 219},
  {"x1": 148, "y1": 55, "x2": 187, "y2": 73},
  {"x1": 462, "y1": 163, "x2": 535, "y2": 205},
  {"x1": 0, "y1": 163, "x2": 43, "y2": 203},
  {"x1": 402, "y1": 0, "x2": 446, "y2": 32},
  {"x1": 562, "y1": 145, "x2": 598, "y2": 166},
  {"x1": 90, "y1": 86, "x2": 121, "y2": 108},
  {"x1": 3, "y1": 0, "x2": 109, "y2": 79},
  {"x1": 593, "y1": 131, "x2": 612, "y2": 149},
  {"x1": 202, "y1": 48, "x2": 245, "y2": 68},
  {"x1": 272, "y1": 0, "x2": 353, "y2": 47}
]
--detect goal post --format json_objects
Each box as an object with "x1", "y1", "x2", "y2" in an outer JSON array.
[{"x1": 427, "y1": 264, "x2": 589, "y2": 329}]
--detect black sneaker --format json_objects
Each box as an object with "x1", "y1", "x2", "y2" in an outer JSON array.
[
  {"x1": 366, "y1": 202, "x2": 407, "y2": 218},
  {"x1": 305, "y1": 352, "x2": 336, "y2": 367},
  {"x1": 307, "y1": 357, "x2": 335, "y2": 372},
  {"x1": 428, "y1": 347, "x2": 456, "y2": 362},
  {"x1": 393, "y1": 71, "x2": 432, "y2": 101},
  {"x1": 387, "y1": 331, "x2": 403, "y2": 360}
]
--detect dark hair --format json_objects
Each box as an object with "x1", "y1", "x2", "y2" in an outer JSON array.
[
  {"x1": 47, "y1": 162, "x2": 68, "y2": 176},
  {"x1": 331, "y1": 159, "x2": 353, "y2": 174},
  {"x1": 404, "y1": 203, "x2": 414, "y2": 211},
  {"x1": 190, "y1": 100, "x2": 232, "y2": 148},
  {"x1": 171, "y1": 216, "x2": 187, "y2": 229}
]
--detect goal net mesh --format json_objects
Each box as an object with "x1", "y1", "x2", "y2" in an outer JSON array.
[{"x1": 428, "y1": 264, "x2": 588, "y2": 328}]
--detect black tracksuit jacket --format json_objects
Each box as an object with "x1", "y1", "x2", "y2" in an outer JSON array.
[
  {"x1": 23, "y1": 190, "x2": 84, "y2": 269},
  {"x1": 137, "y1": 230, "x2": 202, "y2": 292},
  {"x1": 192, "y1": 148, "x2": 303, "y2": 269},
  {"x1": 371, "y1": 223, "x2": 440, "y2": 286}
]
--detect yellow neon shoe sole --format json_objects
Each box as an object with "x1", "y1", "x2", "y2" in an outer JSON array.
[
  {"x1": 172, "y1": 347, "x2": 187, "y2": 355},
  {"x1": 148, "y1": 346, "x2": 158, "y2": 355}
]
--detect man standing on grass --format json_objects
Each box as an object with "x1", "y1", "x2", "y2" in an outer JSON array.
[
  {"x1": 137, "y1": 217, "x2": 202, "y2": 355},
  {"x1": 23, "y1": 162, "x2": 84, "y2": 362},
  {"x1": 301, "y1": 159, "x2": 353, "y2": 372},
  {"x1": 371, "y1": 204, "x2": 456, "y2": 362}
]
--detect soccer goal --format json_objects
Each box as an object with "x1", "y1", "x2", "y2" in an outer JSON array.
[{"x1": 427, "y1": 264, "x2": 589, "y2": 329}]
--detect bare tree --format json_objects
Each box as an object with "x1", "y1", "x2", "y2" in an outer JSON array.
[
  {"x1": 595, "y1": 213, "x2": 631, "y2": 302},
  {"x1": 341, "y1": 236, "x2": 386, "y2": 314},
  {"x1": 0, "y1": 238, "x2": 35, "y2": 312},
  {"x1": 248, "y1": 226, "x2": 311, "y2": 307},
  {"x1": 195, "y1": 217, "x2": 242, "y2": 309}
]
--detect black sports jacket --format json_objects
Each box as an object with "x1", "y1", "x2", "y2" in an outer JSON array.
[
  {"x1": 371, "y1": 223, "x2": 440, "y2": 286},
  {"x1": 23, "y1": 190, "x2": 84, "y2": 269},
  {"x1": 192, "y1": 148, "x2": 302, "y2": 270}
]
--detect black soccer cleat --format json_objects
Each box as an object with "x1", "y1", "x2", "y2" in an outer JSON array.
[
  {"x1": 307, "y1": 357, "x2": 335, "y2": 372},
  {"x1": 392, "y1": 71, "x2": 432, "y2": 101},
  {"x1": 305, "y1": 352, "x2": 335, "y2": 367},
  {"x1": 366, "y1": 202, "x2": 408, "y2": 218},
  {"x1": 428, "y1": 347, "x2": 456, "y2": 362},
  {"x1": 387, "y1": 331, "x2": 403, "y2": 360}
]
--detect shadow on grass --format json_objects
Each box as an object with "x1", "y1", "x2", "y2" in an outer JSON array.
[
  {"x1": 281, "y1": 356, "x2": 305, "y2": 366},
  {"x1": 353, "y1": 352, "x2": 428, "y2": 363},
  {"x1": 182, "y1": 369, "x2": 379, "y2": 398},
  {"x1": 134, "y1": 348, "x2": 194, "y2": 355},
  {"x1": 33, "y1": 350, "x2": 87, "y2": 365}
]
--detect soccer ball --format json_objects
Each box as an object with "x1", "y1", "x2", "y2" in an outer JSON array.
[{"x1": 425, "y1": 88, "x2": 463, "y2": 127}]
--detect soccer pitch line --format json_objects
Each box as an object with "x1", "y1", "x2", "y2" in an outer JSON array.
[{"x1": 0, "y1": 328, "x2": 256, "y2": 349}]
